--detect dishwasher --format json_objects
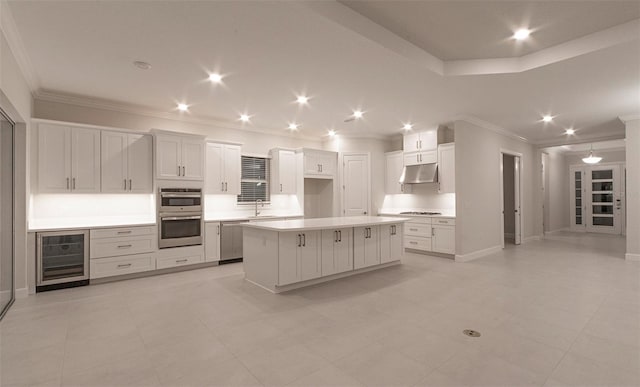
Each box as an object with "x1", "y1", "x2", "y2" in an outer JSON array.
[{"x1": 220, "y1": 221, "x2": 244, "y2": 263}]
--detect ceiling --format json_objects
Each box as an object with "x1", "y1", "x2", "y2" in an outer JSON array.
[
  {"x1": 340, "y1": 1, "x2": 640, "y2": 61},
  {"x1": 545, "y1": 139, "x2": 626, "y2": 154},
  {"x1": 6, "y1": 1, "x2": 640, "y2": 143}
]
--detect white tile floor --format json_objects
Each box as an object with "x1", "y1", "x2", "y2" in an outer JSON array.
[{"x1": 1, "y1": 232, "x2": 639, "y2": 386}]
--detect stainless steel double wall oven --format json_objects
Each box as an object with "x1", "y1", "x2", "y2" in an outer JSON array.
[{"x1": 158, "y1": 188, "x2": 203, "y2": 249}]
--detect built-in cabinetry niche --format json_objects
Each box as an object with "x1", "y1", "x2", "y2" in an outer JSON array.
[{"x1": 304, "y1": 179, "x2": 333, "y2": 218}]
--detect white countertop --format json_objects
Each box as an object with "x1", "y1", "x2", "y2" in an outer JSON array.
[
  {"x1": 28, "y1": 217, "x2": 157, "y2": 232},
  {"x1": 241, "y1": 216, "x2": 409, "y2": 232},
  {"x1": 205, "y1": 213, "x2": 304, "y2": 222},
  {"x1": 378, "y1": 210, "x2": 456, "y2": 219}
]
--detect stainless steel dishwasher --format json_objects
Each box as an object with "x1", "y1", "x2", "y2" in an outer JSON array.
[{"x1": 220, "y1": 221, "x2": 244, "y2": 263}]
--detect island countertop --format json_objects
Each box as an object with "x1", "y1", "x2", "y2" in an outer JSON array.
[{"x1": 240, "y1": 216, "x2": 410, "y2": 232}]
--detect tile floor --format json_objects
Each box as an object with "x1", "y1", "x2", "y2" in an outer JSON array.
[{"x1": 1, "y1": 232, "x2": 639, "y2": 386}]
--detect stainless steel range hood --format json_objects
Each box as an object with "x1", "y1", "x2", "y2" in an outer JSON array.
[{"x1": 399, "y1": 163, "x2": 438, "y2": 184}]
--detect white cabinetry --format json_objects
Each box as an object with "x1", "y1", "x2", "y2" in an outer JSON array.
[
  {"x1": 89, "y1": 225, "x2": 157, "y2": 279},
  {"x1": 303, "y1": 149, "x2": 336, "y2": 178},
  {"x1": 321, "y1": 228, "x2": 353, "y2": 276},
  {"x1": 385, "y1": 151, "x2": 410, "y2": 194},
  {"x1": 271, "y1": 149, "x2": 297, "y2": 194},
  {"x1": 156, "y1": 245, "x2": 204, "y2": 269},
  {"x1": 437, "y1": 143, "x2": 455, "y2": 194},
  {"x1": 101, "y1": 131, "x2": 153, "y2": 193},
  {"x1": 353, "y1": 226, "x2": 380, "y2": 269},
  {"x1": 404, "y1": 218, "x2": 432, "y2": 251},
  {"x1": 404, "y1": 149, "x2": 437, "y2": 167},
  {"x1": 403, "y1": 129, "x2": 437, "y2": 153},
  {"x1": 155, "y1": 134, "x2": 204, "y2": 180},
  {"x1": 403, "y1": 216, "x2": 456, "y2": 255},
  {"x1": 432, "y1": 223, "x2": 456, "y2": 254},
  {"x1": 205, "y1": 142, "x2": 241, "y2": 194},
  {"x1": 205, "y1": 222, "x2": 220, "y2": 262},
  {"x1": 379, "y1": 223, "x2": 403, "y2": 263},
  {"x1": 38, "y1": 124, "x2": 101, "y2": 193},
  {"x1": 278, "y1": 231, "x2": 320, "y2": 285}
]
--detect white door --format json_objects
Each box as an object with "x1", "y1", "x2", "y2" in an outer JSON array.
[
  {"x1": 38, "y1": 124, "x2": 71, "y2": 192},
  {"x1": 299, "y1": 231, "x2": 320, "y2": 281},
  {"x1": 223, "y1": 145, "x2": 242, "y2": 195},
  {"x1": 437, "y1": 144, "x2": 455, "y2": 194},
  {"x1": 204, "y1": 222, "x2": 220, "y2": 262},
  {"x1": 321, "y1": 229, "x2": 337, "y2": 276},
  {"x1": 335, "y1": 228, "x2": 353, "y2": 273},
  {"x1": 127, "y1": 134, "x2": 153, "y2": 193},
  {"x1": 101, "y1": 131, "x2": 128, "y2": 193},
  {"x1": 304, "y1": 153, "x2": 319, "y2": 175},
  {"x1": 587, "y1": 165, "x2": 621, "y2": 234},
  {"x1": 514, "y1": 156, "x2": 522, "y2": 245},
  {"x1": 403, "y1": 132, "x2": 420, "y2": 153},
  {"x1": 317, "y1": 152, "x2": 336, "y2": 176},
  {"x1": 432, "y1": 225, "x2": 455, "y2": 254},
  {"x1": 342, "y1": 154, "x2": 369, "y2": 216},
  {"x1": 71, "y1": 128, "x2": 100, "y2": 193},
  {"x1": 279, "y1": 150, "x2": 297, "y2": 194},
  {"x1": 380, "y1": 224, "x2": 402, "y2": 263},
  {"x1": 181, "y1": 139, "x2": 204, "y2": 180},
  {"x1": 206, "y1": 143, "x2": 225, "y2": 193},
  {"x1": 278, "y1": 232, "x2": 299, "y2": 285},
  {"x1": 363, "y1": 226, "x2": 380, "y2": 267},
  {"x1": 403, "y1": 152, "x2": 421, "y2": 167},
  {"x1": 418, "y1": 129, "x2": 438, "y2": 150},
  {"x1": 570, "y1": 166, "x2": 586, "y2": 230},
  {"x1": 353, "y1": 227, "x2": 367, "y2": 269},
  {"x1": 385, "y1": 152, "x2": 407, "y2": 194},
  {"x1": 156, "y1": 135, "x2": 181, "y2": 179}
]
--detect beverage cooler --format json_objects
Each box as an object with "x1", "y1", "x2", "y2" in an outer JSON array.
[{"x1": 37, "y1": 230, "x2": 89, "y2": 292}]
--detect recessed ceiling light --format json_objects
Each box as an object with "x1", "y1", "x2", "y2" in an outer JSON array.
[
  {"x1": 328, "y1": 129, "x2": 336, "y2": 137},
  {"x1": 565, "y1": 128, "x2": 575, "y2": 135},
  {"x1": 208, "y1": 73, "x2": 223, "y2": 83},
  {"x1": 513, "y1": 28, "x2": 531, "y2": 40},
  {"x1": 239, "y1": 114, "x2": 251, "y2": 123},
  {"x1": 296, "y1": 96, "x2": 309, "y2": 105},
  {"x1": 177, "y1": 103, "x2": 189, "y2": 112},
  {"x1": 353, "y1": 110, "x2": 364, "y2": 119},
  {"x1": 133, "y1": 61, "x2": 152, "y2": 70},
  {"x1": 288, "y1": 122, "x2": 299, "y2": 131},
  {"x1": 403, "y1": 123, "x2": 413, "y2": 130},
  {"x1": 542, "y1": 115, "x2": 553, "y2": 123}
]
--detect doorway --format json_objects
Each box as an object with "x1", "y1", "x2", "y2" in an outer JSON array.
[
  {"x1": 501, "y1": 151, "x2": 523, "y2": 247},
  {"x1": 0, "y1": 107, "x2": 15, "y2": 320},
  {"x1": 341, "y1": 153, "x2": 370, "y2": 216}
]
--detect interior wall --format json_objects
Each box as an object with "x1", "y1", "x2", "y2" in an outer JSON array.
[
  {"x1": 454, "y1": 119, "x2": 541, "y2": 257},
  {"x1": 545, "y1": 151, "x2": 570, "y2": 232},
  {"x1": 0, "y1": 21, "x2": 33, "y2": 296},
  {"x1": 625, "y1": 119, "x2": 640, "y2": 260},
  {"x1": 503, "y1": 154, "x2": 515, "y2": 238},
  {"x1": 323, "y1": 136, "x2": 394, "y2": 215}
]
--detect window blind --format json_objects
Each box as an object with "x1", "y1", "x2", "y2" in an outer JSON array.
[{"x1": 238, "y1": 156, "x2": 270, "y2": 203}]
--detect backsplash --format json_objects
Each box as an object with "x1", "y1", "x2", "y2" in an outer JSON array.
[{"x1": 380, "y1": 183, "x2": 455, "y2": 212}]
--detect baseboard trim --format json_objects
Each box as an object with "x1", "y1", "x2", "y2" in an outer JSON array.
[
  {"x1": 15, "y1": 288, "x2": 28, "y2": 298},
  {"x1": 522, "y1": 235, "x2": 542, "y2": 244},
  {"x1": 625, "y1": 253, "x2": 640, "y2": 261},
  {"x1": 455, "y1": 245, "x2": 502, "y2": 263},
  {"x1": 544, "y1": 228, "x2": 571, "y2": 235}
]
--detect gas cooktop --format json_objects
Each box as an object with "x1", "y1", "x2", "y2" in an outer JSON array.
[{"x1": 399, "y1": 211, "x2": 442, "y2": 215}]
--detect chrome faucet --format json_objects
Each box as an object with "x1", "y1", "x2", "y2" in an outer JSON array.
[{"x1": 255, "y1": 199, "x2": 263, "y2": 217}]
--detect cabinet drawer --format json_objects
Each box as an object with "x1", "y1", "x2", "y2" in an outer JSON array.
[
  {"x1": 404, "y1": 223, "x2": 431, "y2": 237},
  {"x1": 91, "y1": 226, "x2": 156, "y2": 239},
  {"x1": 404, "y1": 236, "x2": 431, "y2": 251},
  {"x1": 156, "y1": 254, "x2": 204, "y2": 270},
  {"x1": 90, "y1": 236, "x2": 156, "y2": 258},
  {"x1": 432, "y1": 218, "x2": 455, "y2": 226},
  {"x1": 90, "y1": 254, "x2": 155, "y2": 279}
]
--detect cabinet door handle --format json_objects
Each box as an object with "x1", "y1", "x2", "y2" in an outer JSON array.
[
  {"x1": 334, "y1": 230, "x2": 338, "y2": 243},
  {"x1": 221, "y1": 182, "x2": 225, "y2": 192},
  {"x1": 178, "y1": 165, "x2": 181, "y2": 176},
  {"x1": 117, "y1": 244, "x2": 132, "y2": 249},
  {"x1": 176, "y1": 259, "x2": 188, "y2": 263},
  {"x1": 225, "y1": 182, "x2": 228, "y2": 191},
  {"x1": 297, "y1": 234, "x2": 301, "y2": 247},
  {"x1": 409, "y1": 228, "x2": 418, "y2": 231},
  {"x1": 409, "y1": 241, "x2": 418, "y2": 245},
  {"x1": 117, "y1": 263, "x2": 132, "y2": 268},
  {"x1": 280, "y1": 184, "x2": 283, "y2": 192},
  {"x1": 320, "y1": 164, "x2": 323, "y2": 172},
  {"x1": 117, "y1": 231, "x2": 132, "y2": 234},
  {"x1": 217, "y1": 225, "x2": 220, "y2": 235},
  {"x1": 129, "y1": 179, "x2": 132, "y2": 191},
  {"x1": 72, "y1": 178, "x2": 76, "y2": 190},
  {"x1": 302, "y1": 233, "x2": 306, "y2": 247},
  {"x1": 339, "y1": 230, "x2": 342, "y2": 242},
  {"x1": 432, "y1": 228, "x2": 435, "y2": 236},
  {"x1": 183, "y1": 166, "x2": 186, "y2": 176},
  {"x1": 124, "y1": 179, "x2": 127, "y2": 190},
  {"x1": 416, "y1": 140, "x2": 419, "y2": 149},
  {"x1": 67, "y1": 177, "x2": 70, "y2": 189}
]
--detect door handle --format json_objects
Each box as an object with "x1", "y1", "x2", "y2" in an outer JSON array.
[
  {"x1": 178, "y1": 165, "x2": 181, "y2": 176},
  {"x1": 182, "y1": 166, "x2": 185, "y2": 176},
  {"x1": 364, "y1": 211, "x2": 367, "y2": 215},
  {"x1": 117, "y1": 244, "x2": 132, "y2": 249},
  {"x1": 176, "y1": 259, "x2": 188, "y2": 263},
  {"x1": 117, "y1": 263, "x2": 132, "y2": 268},
  {"x1": 297, "y1": 234, "x2": 301, "y2": 247},
  {"x1": 419, "y1": 140, "x2": 422, "y2": 149},
  {"x1": 416, "y1": 140, "x2": 419, "y2": 149},
  {"x1": 124, "y1": 179, "x2": 127, "y2": 190},
  {"x1": 225, "y1": 182, "x2": 227, "y2": 191},
  {"x1": 117, "y1": 231, "x2": 132, "y2": 234},
  {"x1": 280, "y1": 184, "x2": 283, "y2": 192},
  {"x1": 417, "y1": 154, "x2": 419, "y2": 163},
  {"x1": 302, "y1": 233, "x2": 306, "y2": 247},
  {"x1": 72, "y1": 178, "x2": 76, "y2": 190},
  {"x1": 334, "y1": 230, "x2": 338, "y2": 243},
  {"x1": 432, "y1": 228, "x2": 435, "y2": 237},
  {"x1": 129, "y1": 179, "x2": 132, "y2": 191},
  {"x1": 67, "y1": 177, "x2": 70, "y2": 190},
  {"x1": 217, "y1": 225, "x2": 220, "y2": 235},
  {"x1": 320, "y1": 164, "x2": 323, "y2": 172},
  {"x1": 339, "y1": 230, "x2": 342, "y2": 242}
]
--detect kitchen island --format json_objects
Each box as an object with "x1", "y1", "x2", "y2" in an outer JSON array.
[{"x1": 242, "y1": 216, "x2": 408, "y2": 293}]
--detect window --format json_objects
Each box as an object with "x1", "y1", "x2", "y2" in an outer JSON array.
[{"x1": 238, "y1": 156, "x2": 270, "y2": 204}]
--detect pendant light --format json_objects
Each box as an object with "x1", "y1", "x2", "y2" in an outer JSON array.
[{"x1": 582, "y1": 144, "x2": 602, "y2": 164}]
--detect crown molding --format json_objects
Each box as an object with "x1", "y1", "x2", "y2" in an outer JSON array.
[
  {"x1": 33, "y1": 89, "x2": 322, "y2": 142},
  {"x1": 618, "y1": 114, "x2": 640, "y2": 123},
  {"x1": 452, "y1": 115, "x2": 532, "y2": 144},
  {"x1": 0, "y1": 1, "x2": 39, "y2": 91},
  {"x1": 536, "y1": 132, "x2": 626, "y2": 148}
]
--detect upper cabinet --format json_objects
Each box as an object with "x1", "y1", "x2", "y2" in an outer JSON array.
[
  {"x1": 403, "y1": 129, "x2": 437, "y2": 153},
  {"x1": 271, "y1": 149, "x2": 296, "y2": 194},
  {"x1": 384, "y1": 151, "x2": 411, "y2": 194},
  {"x1": 155, "y1": 134, "x2": 204, "y2": 181},
  {"x1": 38, "y1": 124, "x2": 100, "y2": 193},
  {"x1": 437, "y1": 144, "x2": 455, "y2": 194},
  {"x1": 205, "y1": 142, "x2": 241, "y2": 195},
  {"x1": 102, "y1": 131, "x2": 152, "y2": 193},
  {"x1": 303, "y1": 149, "x2": 336, "y2": 179}
]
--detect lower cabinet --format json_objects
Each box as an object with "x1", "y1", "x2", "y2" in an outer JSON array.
[
  {"x1": 89, "y1": 225, "x2": 157, "y2": 279},
  {"x1": 321, "y1": 228, "x2": 353, "y2": 276},
  {"x1": 380, "y1": 223, "x2": 403, "y2": 263},
  {"x1": 402, "y1": 217, "x2": 455, "y2": 255},
  {"x1": 432, "y1": 224, "x2": 455, "y2": 254},
  {"x1": 90, "y1": 254, "x2": 155, "y2": 279},
  {"x1": 278, "y1": 231, "x2": 320, "y2": 285},
  {"x1": 205, "y1": 222, "x2": 220, "y2": 262},
  {"x1": 157, "y1": 253, "x2": 204, "y2": 269},
  {"x1": 354, "y1": 226, "x2": 380, "y2": 269}
]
